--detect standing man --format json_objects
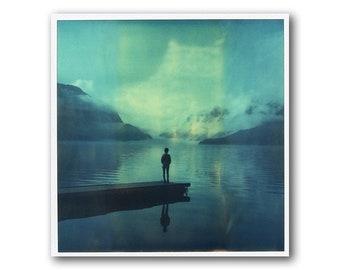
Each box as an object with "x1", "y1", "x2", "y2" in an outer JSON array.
[{"x1": 161, "y1": 147, "x2": 171, "y2": 183}]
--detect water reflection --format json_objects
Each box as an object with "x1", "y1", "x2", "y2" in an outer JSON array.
[
  {"x1": 57, "y1": 141, "x2": 284, "y2": 252},
  {"x1": 58, "y1": 141, "x2": 123, "y2": 187},
  {"x1": 160, "y1": 204, "x2": 170, "y2": 232}
]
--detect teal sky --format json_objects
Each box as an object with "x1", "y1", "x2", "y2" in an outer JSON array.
[{"x1": 57, "y1": 19, "x2": 284, "y2": 138}]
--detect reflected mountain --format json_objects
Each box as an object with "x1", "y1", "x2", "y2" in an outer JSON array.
[{"x1": 58, "y1": 181, "x2": 190, "y2": 221}]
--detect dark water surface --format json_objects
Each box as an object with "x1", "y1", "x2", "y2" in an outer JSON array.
[{"x1": 58, "y1": 140, "x2": 285, "y2": 252}]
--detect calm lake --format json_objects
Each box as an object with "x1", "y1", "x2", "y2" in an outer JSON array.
[{"x1": 57, "y1": 139, "x2": 285, "y2": 252}]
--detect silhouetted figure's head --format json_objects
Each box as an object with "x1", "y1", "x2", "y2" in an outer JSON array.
[{"x1": 164, "y1": 147, "x2": 169, "y2": 153}]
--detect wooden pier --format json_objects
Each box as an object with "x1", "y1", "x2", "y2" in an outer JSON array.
[{"x1": 58, "y1": 181, "x2": 190, "y2": 221}]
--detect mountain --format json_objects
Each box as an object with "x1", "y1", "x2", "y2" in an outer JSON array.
[
  {"x1": 159, "y1": 107, "x2": 229, "y2": 141},
  {"x1": 158, "y1": 103, "x2": 283, "y2": 142},
  {"x1": 57, "y1": 83, "x2": 151, "y2": 141},
  {"x1": 199, "y1": 120, "x2": 284, "y2": 145}
]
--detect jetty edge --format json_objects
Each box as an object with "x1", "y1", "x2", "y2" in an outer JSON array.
[{"x1": 58, "y1": 181, "x2": 191, "y2": 221}]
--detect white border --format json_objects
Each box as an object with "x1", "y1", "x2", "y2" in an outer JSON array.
[
  {"x1": 50, "y1": 15, "x2": 58, "y2": 257},
  {"x1": 51, "y1": 13, "x2": 289, "y2": 257},
  {"x1": 283, "y1": 16, "x2": 290, "y2": 257},
  {"x1": 52, "y1": 13, "x2": 288, "y2": 21}
]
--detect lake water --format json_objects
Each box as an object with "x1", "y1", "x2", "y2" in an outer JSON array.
[{"x1": 57, "y1": 139, "x2": 285, "y2": 253}]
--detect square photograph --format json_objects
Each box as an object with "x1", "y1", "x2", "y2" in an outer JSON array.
[{"x1": 51, "y1": 13, "x2": 289, "y2": 256}]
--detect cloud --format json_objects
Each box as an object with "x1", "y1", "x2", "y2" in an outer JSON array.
[
  {"x1": 114, "y1": 20, "x2": 228, "y2": 85},
  {"x1": 161, "y1": 97, "x2": 284, "y2": 141},
  {"x1": 115, "y1": 24, "x2": 168, "y2": 84},
  {"x1": 113, "y1": 39, "x2": 225, "y2": 135},
  {"x1": 165, "y1": 107, "x2": 230, "y2": 140},
  {"x1": 72, "y1": 79, "x2": 94, "y2": 94}
]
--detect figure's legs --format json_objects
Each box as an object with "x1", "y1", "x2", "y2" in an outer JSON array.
[
  {"x1": 162, "y1": 167, "x2": 166, "y2": 182},
  {"x1": 166, "y1": 167, "x2": 169, "y2": 182}
]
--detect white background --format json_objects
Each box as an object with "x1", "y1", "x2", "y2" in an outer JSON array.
[{"x1": 1, "y1": 0, "x2": 339, "y2": 269}]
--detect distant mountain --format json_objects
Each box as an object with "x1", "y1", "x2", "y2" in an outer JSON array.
[
  {"x1": 199, "y1": 120, "x2": 284, "y2": 145},
  {"x1": 158, "y1": 103, "x2": 283, "y2": 142},
  {"x1": 159, "y1": 107, "x2": 229, "y2": 141},
  {"x1": 57, "y1": 83, "x2": 152, "y2": 141}
]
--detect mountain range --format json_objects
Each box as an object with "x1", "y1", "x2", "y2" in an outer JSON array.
[
  {"x1": 57, "y1": 83, "x2": 284, "y2": 145},
  {"x1": 199, "y1": 120, "x2": 284, "y2": 145},
  {"x1": 57, "y1": 83, "x2": 151, "y2": 141}
]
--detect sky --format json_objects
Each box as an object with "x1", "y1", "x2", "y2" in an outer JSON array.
[{"x1": 57, "y1": 19, "x2": 284, "y2": 140}]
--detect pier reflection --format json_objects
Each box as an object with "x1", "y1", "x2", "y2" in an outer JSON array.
[{"x1": 58, "y1": 183, "x2": 190, "y2": 221}]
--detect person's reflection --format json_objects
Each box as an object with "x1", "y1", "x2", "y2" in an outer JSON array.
[{"x1": 160, "y1": 204, "x2": 170, "y2": 232}]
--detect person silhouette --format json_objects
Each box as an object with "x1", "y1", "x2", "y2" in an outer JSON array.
[
  {"x1": 160, "y1": 204, "x2": 170, "y2": 232},
  {"x1": 161, "y1": 147, "x2": 171, "y2": 183}
]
